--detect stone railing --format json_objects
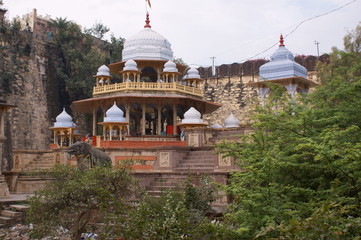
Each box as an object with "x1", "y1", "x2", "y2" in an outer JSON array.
[{"x1": 93, "y1": 82, "x2": 203, "y2": 97}]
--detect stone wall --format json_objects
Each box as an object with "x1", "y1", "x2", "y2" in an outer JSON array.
[
  {"x1": 201, "y1": 55, "x2": 328, "y2": 125},
  {"x1": 3, "y1": 39, "x2": 55, "y2": 171}
]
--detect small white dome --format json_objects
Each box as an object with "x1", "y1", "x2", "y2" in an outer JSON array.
[
  {"x1": 224, "y1": 113, "x2": 240, "y2": 128},
  {"x1": 182, "y1": 107, "x2": 203, "y2": 124},
  {"x1": 104, "y1": 102, "x2": 126, "y2": 122},
  {"x1": 95, "y1": 65, "x2": 111, "y2": 77},
  {"x1": 163, "y1": 60, "x2": 178, "y2": 72},
  {"x1": 123, "y1": 59, "x2": 138, "y2": 71},
  {"x1": 54, "y1": 108, "x2": 76, "y2": 128},
  {"x1": 211, "y1": 123, "x2": 222, "y2": 129},
  {"x1": 185, "y1": 68, "x2": 200, "y2": 79}
]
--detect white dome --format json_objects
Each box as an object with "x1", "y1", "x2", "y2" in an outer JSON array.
[
  {"x1": 185, "y1": 68, "x2": 200, "y2": 79},
  {"x1": 104, "y1": 102, "x2": 126, "y2": 122},
  {"x1": 224, "y1": 113, "x2": 240, "y2": 128},
  {"x1": 211, "y1": 123, "x2": 222, "y2": 129},
  {"x1": 163, "y1": 60, "x2": 178, "y2": 72},
  {"x1": 259, "y1": 36, "x2": 307, "y2": 81},
  {"x1": 54, "y1": 108, "x2": 76, "y2": 128},
  {"x1": 95, "y1": 65, "x2": 111, "y2": 77},
  {"x1": 123, "y1": 59, "x2": 138, "y2": 71},
  {"x1": 182, "y1": 107, "x2": 203, "y2": 124},
  {"x1": 122, "y1": 27, "x2": 173, "y2": 61}
]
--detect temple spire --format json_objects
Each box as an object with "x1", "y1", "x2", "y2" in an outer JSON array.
[
  {"x1": 144, "y1": 12, "x2": 151, "y2": 28},
  {"x1": 279, "y1": 34, "x2": 285, "y2": 47}
]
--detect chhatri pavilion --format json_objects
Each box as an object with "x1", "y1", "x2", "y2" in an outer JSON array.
[{"x1": 72, "y1": 13, "x2": 221, "y2": 147}]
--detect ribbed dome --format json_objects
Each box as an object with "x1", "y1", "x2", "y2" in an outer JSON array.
[
  {"x1": 95, "y1": 65, "x2": 111, "y2": 77},
  {"x1": 122, "y1": 28, "x2": 173, "y2": 61},
  {"x1": 54, "y1": 108, "x2": 76, "y2": 128},
  {"x1": 185, "y1": 68, "x2": 200, "y2": 79},
  {"x1": 211, "y1": 123, "x2": 222, "y2": 129},
  {"x1": 163, "y1": 60, "x2": 178, "y2": 72},
  {"x1": 259, "y1": 36, "x2": 307, "y2": 81},
  {"x1": 224, "y1": 113, "x2": 240, "y2": 128},
  {"x1": 104, "y1": 102, "x2": 126, "y2": 122},
  {"x1": 270, "y1": 46, "x2": 294, "y2": 61},
  {"x1": 182, "y1": 107, "x2": 203, "y2": 124},
  {"x1": 123, "y1": 59, "x2": 138, "y2": 71}
]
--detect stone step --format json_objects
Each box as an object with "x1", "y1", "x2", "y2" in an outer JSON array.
[
  {"x1": 146, "y1": 186, "x2": 179, "y2": 191},
  {"x1": 184, "y1": 155, "x2": 216, "y2": 160},
  {"x1": 184, "y1": 159, "x2": 216, "y2": 163},
  {"x1": 186, "y1": 151, "x2": 216, "y2": 156},
  {"x1": 174, "y1": 167, "x2": 214, "y2": 172},
  {"x1": 9, "y1": 204, "x2": 30, "y2": 212},
  {"x1": 154, "y1": 176, "x2": 187, "y2": 181},
  {"x1": 181, "y1": 159, "x2": 215, "y2": 163},
  {"x1": 0, "y1": 216, "x2": 13, "y2": 225},
  {"x1": 177, "y1": 163, "x2": 215, "y2": 168},
  {"x1": 31, "y1": 164, "x2": 54, "y2": 167},
  {"x1": 150, "y1": 181, "x2": 179, "y2": 187},
  {"x1": 1, "y1": 210, "x2": 22, "y2": 218}
]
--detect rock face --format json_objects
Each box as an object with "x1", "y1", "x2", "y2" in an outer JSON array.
[
  {"x1": 203, "y1": 75, "x2": 258, "y2": 126},
  {"x1": 2, "y1": 40, "x2": 56, "y2": 171}
]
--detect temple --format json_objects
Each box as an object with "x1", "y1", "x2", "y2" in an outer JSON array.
[
  {"x1": 3, "y1": 13, "x2": 319, "y2": 206},
  {"x1": 72, "y1": 13, "x2": 221, "y2": 149}
]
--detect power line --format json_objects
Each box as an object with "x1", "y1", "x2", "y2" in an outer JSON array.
[{"x1": 236, "y1": 0, "x2": 358, "y2": 63}]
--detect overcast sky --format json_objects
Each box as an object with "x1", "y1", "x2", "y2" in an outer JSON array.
[{"x1": 3, "y1": 0, "x2": 361, "y2": 67}]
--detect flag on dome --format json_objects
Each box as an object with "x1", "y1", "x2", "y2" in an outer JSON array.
[{"x1": 146, "y1": 0, "x2": 151, "y2": 8}]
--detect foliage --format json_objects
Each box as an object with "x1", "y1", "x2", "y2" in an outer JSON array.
[
  {"x1": 84, "y1": 21, "x2": 110, "y2": 39},
  {"x1": 106, "y1": 34, "x2": 125, "y2": 64},
  {"x1": 27, "y1": 165, "x2": 140, "y2": 240},
  {"x1": 173, "y1": 57, "x2": 188, "y2": 67},
  {"x1": 0, "y1": 18, "x2": 30, "y2": 95},
  {"x1": 104, "y1": 177, "x2": 239, "y2": 240},
  {"x1": 48, "y1": 17, "x2": 108, "y2": 102},
  {"x1": 216, "y1": 23, "x2": 361, "y2": 239}
]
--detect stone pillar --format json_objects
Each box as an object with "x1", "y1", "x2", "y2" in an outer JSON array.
[
  {"x1": 125, "y1": 104, "x2": 130, "y2": 134},
  {"x1": 173, "y1": 104, "x2": 177, "y2": 135},
  {"x1": 142, "y1": 103, "x2": 146, "y2": 136},
  {"x1": 258, "y1": 87, "x2": 270, "y2": 106},
  {"x1": 157, "y1": 104, "x2": 162, "y2": 135},
  {"x1": 92, "y1": 108, "x2": 97, "y2": 136},
  {"x1": 109, "y1": 126, "x2": 113, "y2": 141},
  {"x1": 285, "y1": 83, "x2": 298, "y2": 99}
]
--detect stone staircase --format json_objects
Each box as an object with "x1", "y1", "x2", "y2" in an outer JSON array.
[
  {"x1": 0, "y1": 204, "x2": 29, "y2": 228},
  {"x1": 174, "y1": 150, "x2": 217, "y2": 173},
  {"x1": 146, "y1": 148, "x2": 218, "y2": 197},
  {"x1": 146, "y1": 175, "x2": 187, "y2": 196},
  {"x1": 23, "y1": 155, "x2": 54, "y2": 172}
]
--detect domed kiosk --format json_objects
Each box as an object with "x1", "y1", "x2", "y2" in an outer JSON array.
[
  {"x1": 49, "y1": 108, "x2": 79, "y2": 147},
  {"x1": 72, "y1": 13, "x2": 221, "y2": 147},
  {"x1": 248, "y1": 35, "x2": 317, "y2": 105}
]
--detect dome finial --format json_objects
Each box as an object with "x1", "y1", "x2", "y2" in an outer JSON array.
[
  {"x1": 279, "y1": 34, "x2": 285, "y2": 47},
  {"x1": 144, "y1": 12, "x2": 151, "y2": 28}
]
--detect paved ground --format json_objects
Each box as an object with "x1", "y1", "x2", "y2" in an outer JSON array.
[{"x1": 0, "y1": 194, "x2": 33, "y2": 202}]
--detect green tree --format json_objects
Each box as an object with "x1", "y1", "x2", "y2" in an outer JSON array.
[
  {"x1": 49, "y1": 17, "x2": 108, "y2": 103},
  {"x1": 27, "y1": 165, "x2": 140, "y2": 240},
  {"x1": 106, "y1": 33, "x2": 125, "y2": 64},
  {"x1": 106, "y1": 177, "x2": 238, "y2": 240},
  {"x1": 217, "y1": 24, "x2": 361, "y2": 239},
  {"x1": 84, "y1": 21, "x2": 110, "y2": 39}
]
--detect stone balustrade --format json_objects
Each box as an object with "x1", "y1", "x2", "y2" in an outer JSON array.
[{"x1": 93, "y1": 82, "x2": 203, "y2": 97}]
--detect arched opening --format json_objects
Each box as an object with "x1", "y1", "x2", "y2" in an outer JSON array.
[{"x1": 141, "y1": 67, "x2": 157, "y2": 82}]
